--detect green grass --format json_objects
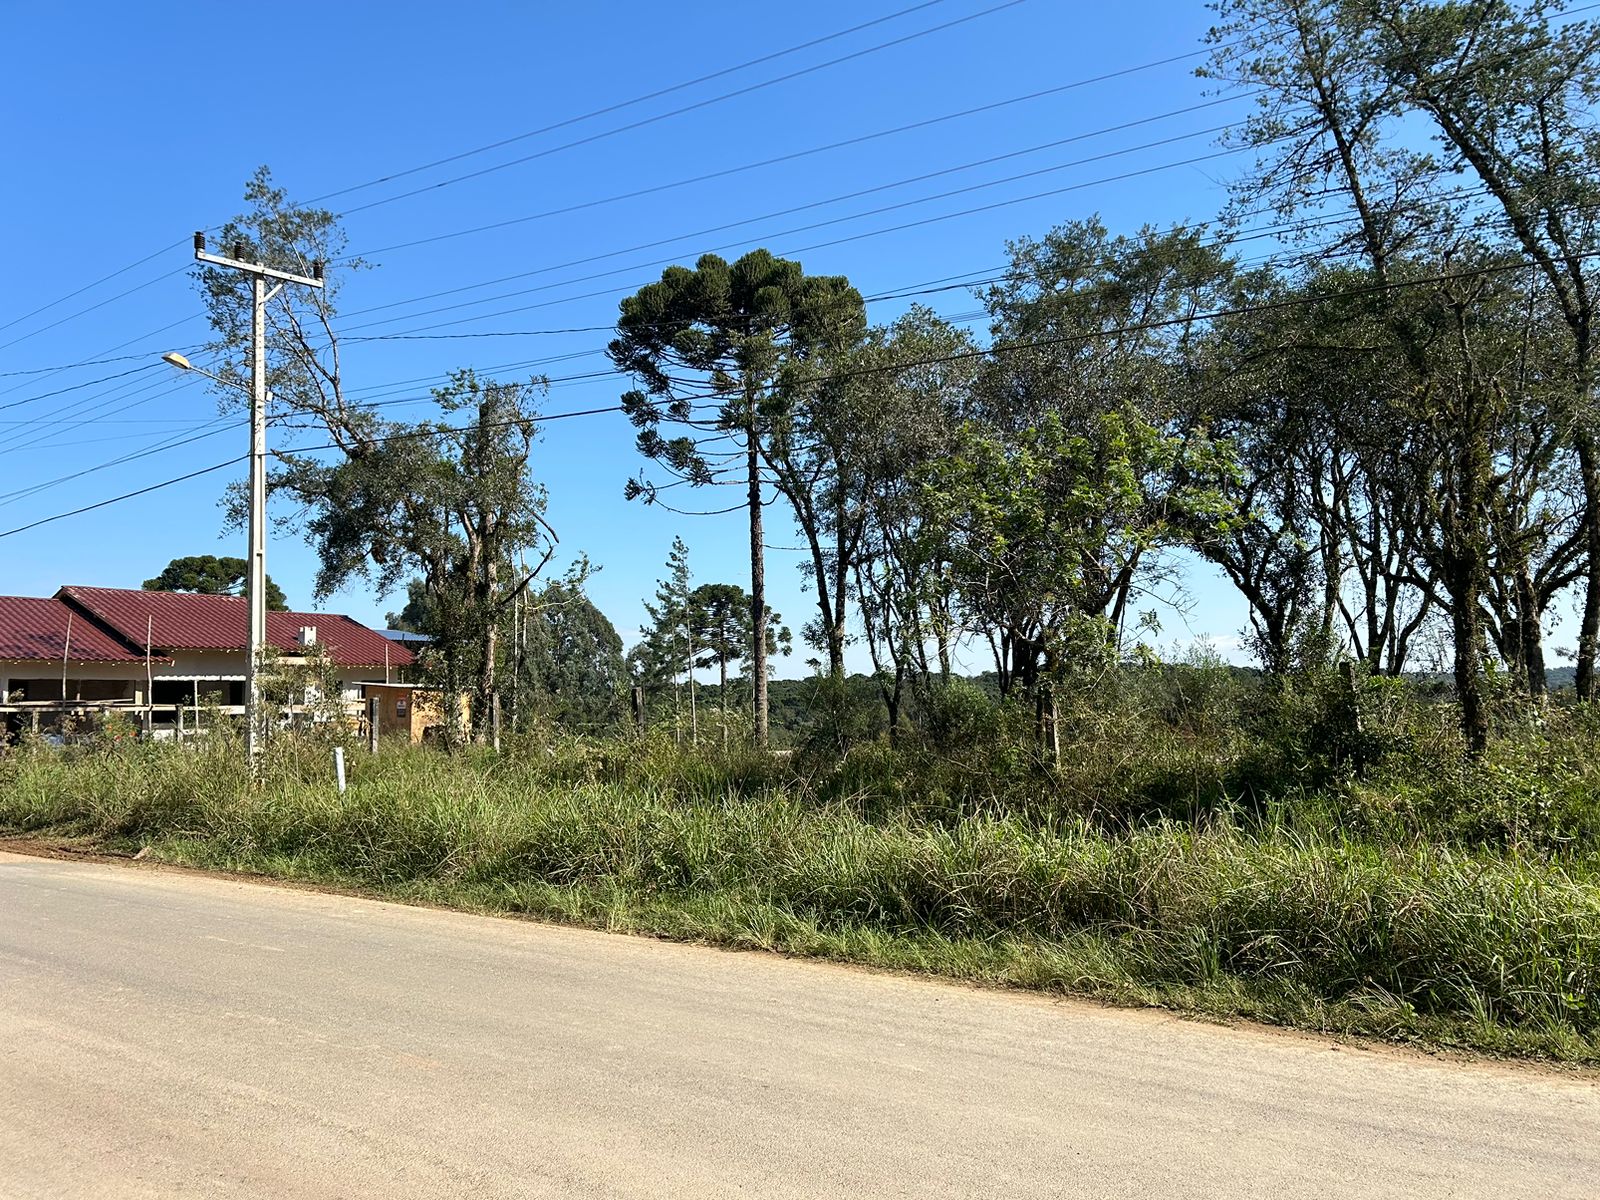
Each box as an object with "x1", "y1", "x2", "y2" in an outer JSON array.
[{"x1": 3, "y1": 730, "x2": 1597, "y2": 1063}]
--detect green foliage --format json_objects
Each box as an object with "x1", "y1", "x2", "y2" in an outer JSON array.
[
  {"x1": 198, "y1": 167, "x2": 366, "y2": 416},
  {"x1": 5, "y1": 700, "x2": 1600, "y2": 1061},
  {"x1": 611, "y1": 249, "x2": 866, "y2": 742},
  {"x1": 276, "y1": 369, "x2": 554, "y2": 742},
  {"x1": 143, "y1": 554, "x2": 288, "y2": 611},
  {"x1": 924, "y1": 409, "x2": 1237, "y2": 689},
  {"x1": 520, "y1": 577, "x2": 628, "y2": 730},
  {"x1": 384, "y1": 580, "x2": 434, "y2": 633},
  {"x1": 629, "y1": 536, "x2": 695, "y2": 699}
]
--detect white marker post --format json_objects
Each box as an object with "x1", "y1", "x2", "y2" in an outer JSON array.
[{"x1": 334, "y1": 746, "x2": 347, "y2": 794}]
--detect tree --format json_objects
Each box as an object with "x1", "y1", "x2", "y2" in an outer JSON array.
[
  {"x1": 272, "y1": 369, "x2": 557, "y2": 744},
  {"x1": 1359, "y1": 0, "x2": 1600, "y2": 696},
  {"x1": 1203, "y1": 1, "x2": 1509, "y2": 748},
  {"x1": 1191, "y1": 265, "x2": 1436, "y2": 676},
  {"x1": 688, "y1": 581, "x2": 791, "y2": 747},
  {"x1": 850, "y1": 308, "x2": 982, "y2": 730},
  {"x1": 760, "y1": 286, "x2": 871, "y2": 680},
  {"x1": 609, "y1": 249, "x2": 864, "y2": 745},
  {"x1": 632, "y1": 537, "x2": 697, "y2": 739},
  {"x1": 384, "y1": 580, "x2": 435, "y2": 633},
  {"x1": 958, "y1": 218, "x2": 1239, "y2": 694},
  {"x1": 520, "y1": 577, "x2": 627, "y2": 730},
  {"x1": 143, "y1": 555, "x2": 288, "y2": 611},
  {"x1": 926, "y1": 411, "x2": 1236, "y2": 703}
]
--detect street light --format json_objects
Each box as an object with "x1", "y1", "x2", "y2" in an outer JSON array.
[{"x1": 163, "y1": 232, "x2": 323, "y2": 770}]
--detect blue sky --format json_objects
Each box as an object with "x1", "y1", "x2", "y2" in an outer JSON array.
[{"x1": 1, "y1": 0, "x2": 1274, "y2": 674}]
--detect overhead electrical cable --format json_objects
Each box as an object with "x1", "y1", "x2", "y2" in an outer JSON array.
[
  {"x1": 304, "y1": 0, "x2": 961, "y2": 205},
  {"x1": 0, "y1": 239, "x2": 189, "y2": 336},
  {"x1": 0, "y1": 266, "x2": 192, "y2": 353},
  {"x1": 331, "y1": 0, "x2": 1034, "y2": 218},
  {"x1": 342, "y1": 94, "x2": 1253, "y2": 259},
  {"x1": 0, "y1": 314, "x2": 203, "y2": 399}
]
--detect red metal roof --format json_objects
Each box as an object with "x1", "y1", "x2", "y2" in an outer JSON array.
[
  {"x1": 0, "y1": 596, "x2": 152, "y2": 664},
  {"x1": 55, "y1": 587, "x2": 413, "y2": 669}
]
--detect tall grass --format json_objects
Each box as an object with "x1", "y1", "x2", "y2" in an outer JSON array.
[{"x1": 2, "y1": 722, "x2": 1596, "y2": 1062}]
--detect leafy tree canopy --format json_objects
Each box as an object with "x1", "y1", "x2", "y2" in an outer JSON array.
[{"x1": 143, "y1": 555, "x2": 288, "y2": 611}]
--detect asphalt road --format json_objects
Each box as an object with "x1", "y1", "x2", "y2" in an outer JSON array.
[{"x1": 0, "y1": 851, "x2": 1596, "y2": 1198}]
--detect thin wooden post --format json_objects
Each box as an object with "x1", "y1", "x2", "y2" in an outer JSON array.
[
  {"x1": 368, "y1": 697, "x2": 380, "y2": 753},
  {"x1": 491, "y1": 692, "x2": 502, "y2": 752},
  {"x1": 144, "y1": 616, "x2": 154, "y2": 737},
  {"x1": 632, "y1": 685, "x2": 645, "y2": 735},
  {"x1": 61, "y1": 612, "x2": 73, "y2": 703}
]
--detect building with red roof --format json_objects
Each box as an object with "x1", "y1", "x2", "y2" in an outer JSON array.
[{"x1": 0, "y1": 585, "x2": 412, "y2": 712}]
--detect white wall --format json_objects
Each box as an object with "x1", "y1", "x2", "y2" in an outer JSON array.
[{"x1": 0, "y1": 650, "x2": 393, "y2": 704}]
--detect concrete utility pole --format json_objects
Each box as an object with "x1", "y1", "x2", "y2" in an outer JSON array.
[{"x1": 175, "y1": 232, "x2": 323, "y2": 767}]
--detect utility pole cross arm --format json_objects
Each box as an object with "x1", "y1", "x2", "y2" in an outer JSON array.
[{"x1": 194, "y1": 248, "x2": 325, "y2": 290}]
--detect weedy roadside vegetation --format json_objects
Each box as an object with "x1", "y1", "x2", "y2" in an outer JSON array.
[{"x1": 3, "y1": 662, "x2": 1597, "y2": 1063}]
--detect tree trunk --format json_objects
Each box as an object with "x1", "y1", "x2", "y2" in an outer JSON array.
[
  {"x1": 748, "y1": 432, "x2": 769, "y2": 748},
  {"x1": 1450, "y1": 576, "x2": 1489, "y2": 754},
  {"x1": 884, "y1": 667, "x2": 903, "y2": 747},
  {"x1": 1515, "y1": 561, "x2": 1548, "y2": 698},
  {"x1": 478, "y1": 555, "x2": 498, "y2": 745},
  {"x1": 1575, "y1": 433, "x2": 1600, "y2": 700}
]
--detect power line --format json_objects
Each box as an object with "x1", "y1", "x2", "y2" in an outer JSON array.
[
  {"x1": 341, "y1": 90, "x2": 1251, "y2": 260},
  {"x1": 322, "y1": 135, "x2": 1261, "y2": 343},
  {"x1": 0, "y1": 239, "x2": 188, "y2": 336},
  {"x1": 1, "y1": 6, "x2": 1216, "y2": 365},
  {"x1": 0, "y1": 266, "x2": 192, "y2": 353},
  {"x1": 0, "y1": 98, "x2": 1249, "y2": 393},
  {"x1": 304, "y1": 0, "x2": 959, "y2": 206},
  {"x1": 332, "y1": 0, "x2": 1033, "y2": 219},
  {"x1": 0, "y1": 455, "x2": 248, "y2": 541},
  {"x1": 0, "y1": 5, "x2": 1211, "y2": 360},
  {"x1": 331, "y1": 101, "x2": 1253, "y2": 324},
  {"x1": 0, "y1": 364, "x2": 215, "y2": 456},
  {"x1": 0, "y1": 364, "x2": 159, "y2": 413},
  {"x1": 0, "y1": 73, "x2": 1270, "y2": 380},
  {"x1": 6, "y1": 159, "x2": 1534, "y2": 461},
  {"x1": 21, "y1": 182, "x2": 1478, "y2": 458},
  {"x1": 334, "y1": 195, "x2": 1419, "y2": 343},
  {"x1": 8, "y1": 171, "x2": 1517, "y2": 458},
  {"x1": 329, "y1": 142, "x2": 1265, "y2": 341},
  {"x1": 0, "y1": 351, "x2": 176, "y2": 379},
  {"x1": 0, "y1": 314, "x2": 201, "y2": 399},
  {"x1": 329, "y1": 161, "x2": 1526, "y2": 346},
  {"x1": 0, "y1": 418, "x2": 237, "y2": 509}
]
